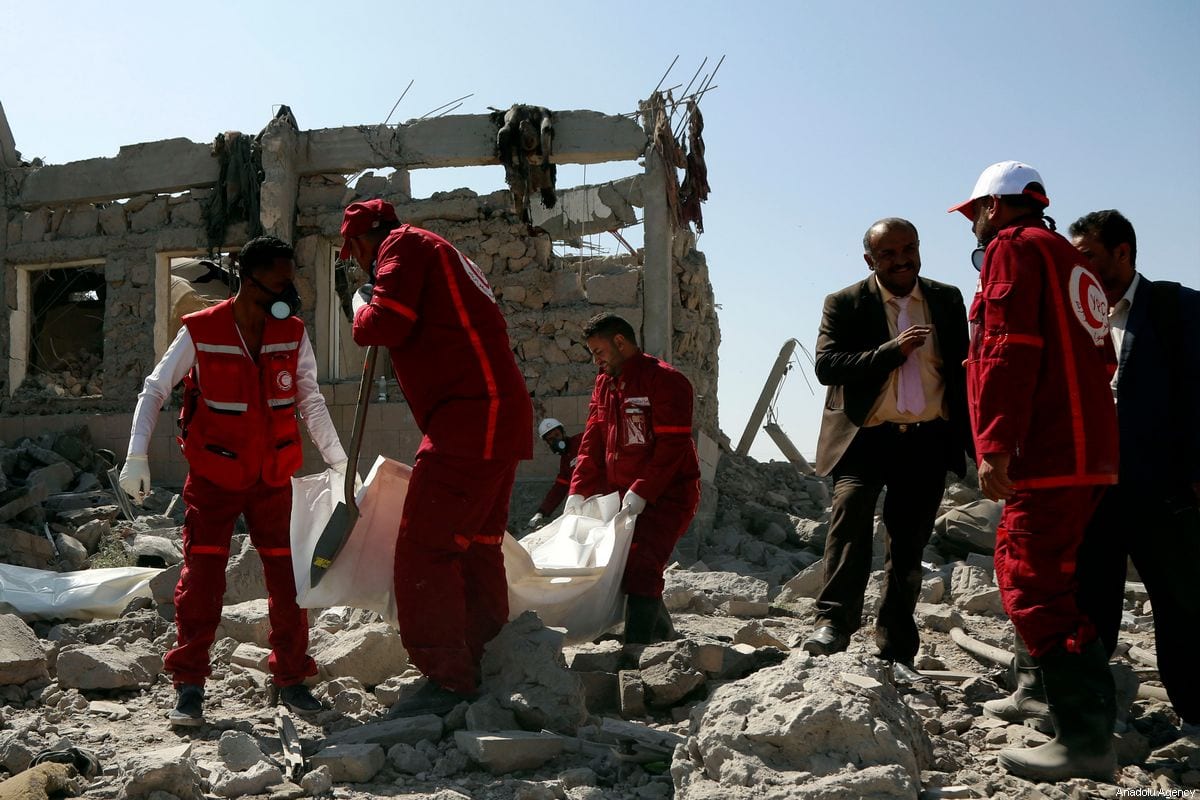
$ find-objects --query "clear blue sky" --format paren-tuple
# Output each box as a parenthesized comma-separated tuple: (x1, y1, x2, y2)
(4, 1, 1198, 461)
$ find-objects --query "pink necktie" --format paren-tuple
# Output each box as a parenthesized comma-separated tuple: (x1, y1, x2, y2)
(894, 296, 927, 415)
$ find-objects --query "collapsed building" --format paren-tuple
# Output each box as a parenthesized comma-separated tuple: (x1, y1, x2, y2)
(0, 97, 721, 529)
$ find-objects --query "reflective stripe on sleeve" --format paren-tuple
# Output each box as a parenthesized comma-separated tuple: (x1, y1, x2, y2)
(373, 295, 419, 322)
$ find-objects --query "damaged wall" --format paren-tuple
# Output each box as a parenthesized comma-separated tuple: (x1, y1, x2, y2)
(0, 103, 720, 495)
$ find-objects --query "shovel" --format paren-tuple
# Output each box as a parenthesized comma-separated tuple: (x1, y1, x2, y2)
(310, 345, 378, 587)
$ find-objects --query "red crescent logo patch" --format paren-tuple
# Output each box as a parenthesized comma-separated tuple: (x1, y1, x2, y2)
(1068, 264, 1109, 346)
(276, 370, 294, 391)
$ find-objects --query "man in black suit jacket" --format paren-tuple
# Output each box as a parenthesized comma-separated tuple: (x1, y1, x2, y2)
(802, 218, 972, 679)
(1069, 210, 1200, 725)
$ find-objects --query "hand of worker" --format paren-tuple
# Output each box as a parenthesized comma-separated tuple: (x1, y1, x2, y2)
(119, 455, 151, 504)
(978, 452, 1015, 502)
(331, 459, 364, 495)
(527, 512, 546, 531)
(621, 490, 647, 516)
(351, 283, 375, 315)
(563, 494, 584, 516)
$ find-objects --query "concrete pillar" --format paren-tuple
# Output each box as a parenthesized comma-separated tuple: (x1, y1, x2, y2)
(640, 106, 673, 362)
(259, 106, 301, 243)
(0, 100, 19, 169)
(0, 102, 12, 396)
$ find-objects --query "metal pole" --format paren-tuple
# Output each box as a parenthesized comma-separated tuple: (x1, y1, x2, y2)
(735, 339, 797, 456)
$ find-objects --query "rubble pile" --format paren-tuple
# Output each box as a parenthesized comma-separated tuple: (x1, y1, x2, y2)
(0, 432, 1198, 800)
(29, 350, 104, 399)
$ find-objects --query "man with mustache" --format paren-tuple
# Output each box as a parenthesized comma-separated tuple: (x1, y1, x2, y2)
(801, 218, 972, 687)
(119, 235, 349, 726)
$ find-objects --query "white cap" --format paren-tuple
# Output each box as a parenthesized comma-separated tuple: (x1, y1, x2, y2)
(948, 161, 1050, 218)
(538, 418, 564, 438)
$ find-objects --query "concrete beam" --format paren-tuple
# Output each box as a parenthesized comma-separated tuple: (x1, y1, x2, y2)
(299, 110, 646, 174)
(0, 100, 20, 169)
(640, 145, 673, 361)
(15, 138, 216, 209)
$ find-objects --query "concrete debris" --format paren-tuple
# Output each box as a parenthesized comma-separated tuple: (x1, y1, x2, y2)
(0, 422, 1194, 799)
(0, 615, 49, 685)
(481, 612, 588, 734)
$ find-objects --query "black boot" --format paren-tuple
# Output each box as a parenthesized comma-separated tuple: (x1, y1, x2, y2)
(983, 634, 1050, 731)
(623, 595, 660, 645)
(998, 639, 1117, 782)
(653, 597, 679, 641)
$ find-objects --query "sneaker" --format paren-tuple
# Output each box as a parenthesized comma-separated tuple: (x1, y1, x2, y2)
(276, 683, 323, 714)
(386, 680, 474, 719)
(168, 684, 205, 727)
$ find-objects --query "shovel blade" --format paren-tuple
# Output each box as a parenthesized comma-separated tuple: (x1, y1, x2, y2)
(309, 502, 356, 588)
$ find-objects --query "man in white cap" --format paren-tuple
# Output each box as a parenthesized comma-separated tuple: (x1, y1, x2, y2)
(526, 418, 583, 530)
(950, 161, 1119, 781)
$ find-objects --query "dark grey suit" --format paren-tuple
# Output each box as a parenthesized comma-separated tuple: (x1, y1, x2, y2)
(812, 274, 972, 662)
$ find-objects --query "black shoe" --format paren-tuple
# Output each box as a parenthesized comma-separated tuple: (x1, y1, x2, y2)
(276, 683, 323, 714)
(801, 625, 849, 656)
(888, 661, 927, 685)
(386, 680, 474, 719)
(168, 684, 205, 727)
(624, 595, 661, 645)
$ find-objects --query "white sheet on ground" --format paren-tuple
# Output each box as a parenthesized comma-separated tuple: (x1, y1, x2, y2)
(0, 563, 161, 621)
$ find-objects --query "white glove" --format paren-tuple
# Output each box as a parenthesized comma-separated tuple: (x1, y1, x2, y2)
(351, 283, 374, 315)
(527, 512, 546, 530)
(621, 490, 647, 516)
(119, 455, 151, 504)
(331, 459, 364, 494)
(563, 494, 584, 515)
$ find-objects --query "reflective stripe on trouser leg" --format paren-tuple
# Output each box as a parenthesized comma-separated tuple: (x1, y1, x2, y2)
(394, 449, 519, 695)
(164, 474, 240, 686)
(994, 486, 1103, 658)
(244, 480, 316, 686)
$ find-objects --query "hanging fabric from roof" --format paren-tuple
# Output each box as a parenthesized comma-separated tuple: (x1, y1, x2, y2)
(679, 100, 710, 233)
(203, 130, 264, 254)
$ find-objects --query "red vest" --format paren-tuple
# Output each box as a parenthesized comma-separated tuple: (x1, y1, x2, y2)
(178, 299, 304, 490)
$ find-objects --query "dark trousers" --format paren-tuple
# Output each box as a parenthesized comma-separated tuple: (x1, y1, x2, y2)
(623, 482, 701, 598)
(1076, 483, 1200, 724)
(815, 420, 948, 663)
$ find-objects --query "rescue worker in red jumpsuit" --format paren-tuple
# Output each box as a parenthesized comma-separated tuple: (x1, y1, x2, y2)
(950, 161, 1120, 781)
(342, 199, 532, 717)
(119, 236, 349, 726)
(567, 313, 701, 644)
(526, 418, 583, 530)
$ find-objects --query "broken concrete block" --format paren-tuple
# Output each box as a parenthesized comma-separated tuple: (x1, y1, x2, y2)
(672, 653, 931, 800)
(618, 670, 646, 718)
(480, 612, 587, 734)
(723, 600, 770, 618)
(70, 519, 109, 553)
(776, 561, 827, 604)
(230, 643, 270, 672)
(0, 526, 56, 569)
(119, 742, 203, 800)
(0, 484, 49, 523)
(733, 621, 789, 650)
(54, 532, 89, 570)
(565, 640, 623, 673)
(216, 599, 271, 647)
(0, 614, 50, 685)
(300, 764, 333, 796)
(222, 537, 267, 604)
(465, 694, 520, 732)
(55, 643, 162, 690)
(915, 603, 965, 633)
(308, 743, 385, 783)
(663, 570, 770, 612)
(314, 622, 408, 687)
(27, 462, 76, 494)
(0, 730, 35, 774)
(322, 714, 444, 749)
(386, 741, 434, 775)
(454, 730, 564, 774)
(207, 760, 283, 798)
(641, 654, 705, 709)
(127, 533, 183, 567)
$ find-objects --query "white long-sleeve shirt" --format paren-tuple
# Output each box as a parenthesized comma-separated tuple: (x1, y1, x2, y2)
(127, 325, 347, 466)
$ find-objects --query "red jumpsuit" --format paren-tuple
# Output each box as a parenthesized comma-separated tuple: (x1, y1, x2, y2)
(537, 433, 583, 515)
(353, 225, 532, 695)
(570, 352, 701, 598)
(165, 300, 316, 687)
(968, 223, 1118, 657)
